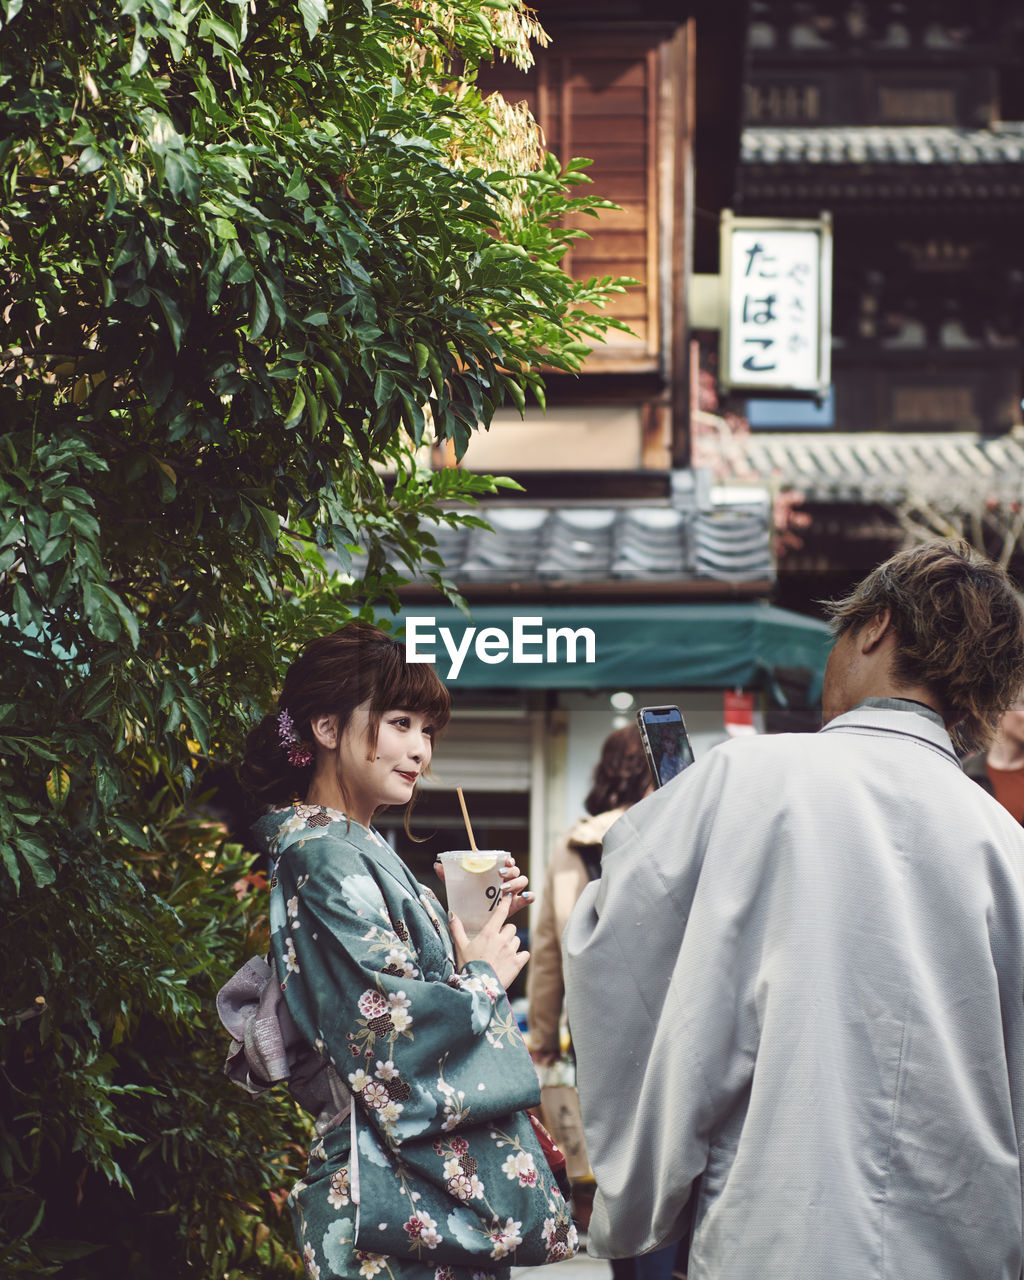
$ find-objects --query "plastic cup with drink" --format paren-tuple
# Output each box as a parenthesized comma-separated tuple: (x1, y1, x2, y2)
(439, 787, 514, 936)
(437, 849, 509, 936)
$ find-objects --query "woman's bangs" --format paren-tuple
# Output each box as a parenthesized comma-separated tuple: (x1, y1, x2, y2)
(377, 647, 452, 731)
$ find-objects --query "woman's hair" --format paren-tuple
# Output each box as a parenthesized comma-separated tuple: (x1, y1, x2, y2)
(584, 724, 651, 816)
(241, 621, 451, 808)
(823, 539, 1024, 752)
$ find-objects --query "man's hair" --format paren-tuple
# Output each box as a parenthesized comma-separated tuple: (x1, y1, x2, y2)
(823, 539, 1024, 752)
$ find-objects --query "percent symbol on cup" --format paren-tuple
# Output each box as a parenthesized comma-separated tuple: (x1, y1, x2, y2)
(485, 884, 501, 912)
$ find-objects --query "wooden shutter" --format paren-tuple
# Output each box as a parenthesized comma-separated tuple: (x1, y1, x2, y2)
(478, 28, 679, 373)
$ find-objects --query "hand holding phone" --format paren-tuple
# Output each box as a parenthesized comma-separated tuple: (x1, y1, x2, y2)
(637, 705, 694, 788)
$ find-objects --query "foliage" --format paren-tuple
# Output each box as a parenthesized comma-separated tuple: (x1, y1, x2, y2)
(3, 792, 305, 1277)
(0, 0, 628, 1270)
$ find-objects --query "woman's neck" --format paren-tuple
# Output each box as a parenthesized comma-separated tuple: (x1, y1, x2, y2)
(304, 776, 372, 827)
(988, 737, 1024, 772)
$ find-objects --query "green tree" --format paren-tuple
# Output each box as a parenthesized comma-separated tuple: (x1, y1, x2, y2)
(0, 0, 626, 1271)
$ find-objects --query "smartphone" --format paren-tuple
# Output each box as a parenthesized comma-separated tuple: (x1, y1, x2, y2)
(637, 705, 695, 788)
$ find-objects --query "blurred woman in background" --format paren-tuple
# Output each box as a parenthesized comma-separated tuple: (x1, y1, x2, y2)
(528, 725, 675, 1280)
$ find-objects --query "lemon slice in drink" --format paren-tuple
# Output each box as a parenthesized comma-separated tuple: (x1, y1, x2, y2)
(459, 852, 498, 873)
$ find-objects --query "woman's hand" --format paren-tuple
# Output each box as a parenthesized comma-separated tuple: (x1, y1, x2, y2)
(449, 890, 529, 990)
(496, 853, 532, 917)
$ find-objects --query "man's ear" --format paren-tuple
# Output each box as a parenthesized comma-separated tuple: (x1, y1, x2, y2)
(310, 713, 339, 750)
(859, 608, 893, 653)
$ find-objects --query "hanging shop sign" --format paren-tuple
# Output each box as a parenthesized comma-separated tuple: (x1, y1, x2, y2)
(719, 210, 832, 396)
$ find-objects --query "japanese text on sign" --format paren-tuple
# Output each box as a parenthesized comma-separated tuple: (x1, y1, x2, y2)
(727, 226, 826, 392)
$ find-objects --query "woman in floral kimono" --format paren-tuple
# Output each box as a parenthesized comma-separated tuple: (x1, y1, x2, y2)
(241, 621, 577, 1280)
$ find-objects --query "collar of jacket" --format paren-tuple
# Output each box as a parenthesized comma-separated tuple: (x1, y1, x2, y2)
(566, 806, 628, 852)
(819, 701, 959, 767)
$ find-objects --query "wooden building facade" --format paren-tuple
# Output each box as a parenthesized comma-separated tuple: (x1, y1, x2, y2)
(463, 0, 744, 489)
(718, 1, 1024, 607)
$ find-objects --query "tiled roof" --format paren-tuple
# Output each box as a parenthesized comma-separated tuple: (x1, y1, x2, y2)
(413, 498, 775, 586)
(741, 124, 1024, 167)
(708, 429, 1024, 505)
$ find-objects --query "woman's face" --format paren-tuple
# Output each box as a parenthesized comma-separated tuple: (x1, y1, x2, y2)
(335, 699, 436, 820)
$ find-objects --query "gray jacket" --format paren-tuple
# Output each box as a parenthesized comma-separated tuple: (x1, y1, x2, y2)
(565, 704, 1024, 1279)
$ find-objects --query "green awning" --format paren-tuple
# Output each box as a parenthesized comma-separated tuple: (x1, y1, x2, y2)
(392, 602, 832, 698)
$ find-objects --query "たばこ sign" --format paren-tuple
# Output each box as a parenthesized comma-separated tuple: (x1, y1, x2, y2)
(721, 211, 832, 395)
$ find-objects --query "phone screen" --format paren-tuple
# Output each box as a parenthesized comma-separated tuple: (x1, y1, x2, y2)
(637, 705, 695, 788)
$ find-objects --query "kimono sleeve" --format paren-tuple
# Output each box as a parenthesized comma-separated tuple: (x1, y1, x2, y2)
(271, 833, 540, 1152)
(563, 743, 766, 1258)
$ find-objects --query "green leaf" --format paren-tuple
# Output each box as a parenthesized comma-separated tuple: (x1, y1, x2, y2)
(297, 0, 327, 38)
(283, 382, 306, 427)
(39, 535, 70, 565)
(373, 369, 395, 404)
(248, 283, 270, 341)
(152, 289, 184, 351)
(285, 167, 310, 200)
(250, 504, 280, 549)
(13, 581, 40, 628)
(318, 363, 341, 407)
(98, 584, 141, 648)
(90, 607, 120, 643)
(15, 833, 55, 888)
(163, 150, 197, 201)
(46, 766, 71, 810)
(0, 842, 20, 892)
(200, 13, 239, 50)
(129, 24, 148, 74)
(504, 376, 526, 416)
(77, 146, 105, 175)
(38, 1239, 106, 1262)
(110, 815, 151, 848)
(0, 518, 24, 549)
(180, 695, 211, 754)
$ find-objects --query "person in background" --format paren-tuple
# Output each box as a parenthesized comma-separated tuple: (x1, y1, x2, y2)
(565, 541, 1024, 1280)
(529, 725, 672, 1280)
(964, 690, 1024, 822)
(528, 724, 652, 1065)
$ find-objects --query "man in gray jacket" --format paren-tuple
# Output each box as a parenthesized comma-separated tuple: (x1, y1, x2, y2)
(564, 540, 1024, 1280)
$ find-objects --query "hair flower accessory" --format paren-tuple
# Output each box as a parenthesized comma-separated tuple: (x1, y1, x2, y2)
(277, 709, 314, 768)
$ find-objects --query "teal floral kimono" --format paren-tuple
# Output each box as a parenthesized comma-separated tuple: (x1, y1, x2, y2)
(254, 803, 578, 1280)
